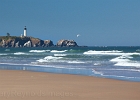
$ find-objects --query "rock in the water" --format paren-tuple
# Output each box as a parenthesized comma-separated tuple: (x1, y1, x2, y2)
(30, 37, 44, 47)
(57, 40, 78, 47)
(44, 40, 54, 47)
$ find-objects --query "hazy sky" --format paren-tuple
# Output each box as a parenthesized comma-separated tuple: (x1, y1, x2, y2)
(0, 0, 140, 46)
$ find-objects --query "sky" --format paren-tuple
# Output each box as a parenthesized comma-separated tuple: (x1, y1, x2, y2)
(0, 0, 140, 46)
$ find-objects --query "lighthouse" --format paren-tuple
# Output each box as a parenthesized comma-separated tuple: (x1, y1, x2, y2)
(24, 26, 27, 36)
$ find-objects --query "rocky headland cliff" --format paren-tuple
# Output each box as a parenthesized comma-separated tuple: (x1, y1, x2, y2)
(0, 36, 78, 48)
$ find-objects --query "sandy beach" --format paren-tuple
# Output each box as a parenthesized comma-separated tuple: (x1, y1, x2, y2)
(0, 70, 140, 100)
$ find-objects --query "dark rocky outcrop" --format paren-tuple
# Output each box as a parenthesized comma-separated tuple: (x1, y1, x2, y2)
(44, 40, 54, 47)
(0, 36, 54, 48)
(30, 37, 44, 47)
(0, 36, 79, 48)
(57, 39, 78, 47)
(23, 41, 32, 47)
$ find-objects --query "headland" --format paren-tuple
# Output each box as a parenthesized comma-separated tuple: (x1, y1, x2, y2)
(0, 36, 78, 48)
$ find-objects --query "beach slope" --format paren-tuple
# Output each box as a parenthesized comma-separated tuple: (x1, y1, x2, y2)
(0, 70, 140, 100)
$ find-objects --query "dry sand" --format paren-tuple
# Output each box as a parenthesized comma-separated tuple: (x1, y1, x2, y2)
(0, 70, 140, 100)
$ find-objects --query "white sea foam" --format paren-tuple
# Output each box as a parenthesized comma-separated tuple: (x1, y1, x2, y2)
(14, 52, 27, 55)
(94, 63, 101, 66)
(51, 50, 67, 53)
(54, 54, 67, 57)
(84, 50, 140, 56)
(5, 49, 10, 51)
(92, 69, 103, 75)
(67, 61, 86, 64)
(136, 49, 140, 52)
(114, 61, 140, 68)
(29, 50, 50, 53)
(110, 53, 140, 68)
(0, 62, 31, 66)
(110, 56, 130, 62)
(0, 54, 7, 55)
(102, 74, 140, 79)
(44, 56, 63, 60)
(83, 50, 123, 55)
(106, 68, 140, 72)
(36, 59, 48, 63)
(37, 56, 63, 63)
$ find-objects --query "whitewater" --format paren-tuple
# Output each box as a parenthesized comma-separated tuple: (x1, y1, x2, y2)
(0, 46, 140, 82)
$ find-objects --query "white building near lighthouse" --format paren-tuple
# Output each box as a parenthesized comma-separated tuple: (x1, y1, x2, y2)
(24, 26, 27, 36)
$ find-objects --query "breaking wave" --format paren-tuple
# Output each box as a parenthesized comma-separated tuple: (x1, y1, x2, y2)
(51, 50, 67, 53)
(29, 50, 50, 53)
(92, 69, 103, 75)
(67, 61, 86, 64)
(110, 53, 140, 68)
(0, 54, 7, 55)
(36, 56, 63, 63)
(54, 54, 67, 57)
(14, 52, 28, 55)
(83, 50, 123, 55)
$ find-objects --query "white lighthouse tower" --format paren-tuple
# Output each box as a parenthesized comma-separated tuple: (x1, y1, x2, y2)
(24, 26, 27, 36)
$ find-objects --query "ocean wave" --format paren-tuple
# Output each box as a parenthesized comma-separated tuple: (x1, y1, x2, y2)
(54, 54, 67, 57)
(37, 56, 63, 63)
(84, 50, 140, 56)
(92, 69, 103, 75)
(83, 50, 123, 55)
(44, 56, 63, 60)
(114, 61, 140, 68)
(92, 68, 140, 80)
(0, 62, 31, 66)
(29, 50, 50, 53)
(14, 52, 28, 55)
(102, 74, 140, 80)
(105, 68, 140, 72)
(110, 54, 140, 68)
(50, 50, 67, 53)
(136, 49, 140, 52)
(0, 54, 8, 55)
(67, 61, 86, 64)
(5, 49, 10, 51)
(93, 63, 101, 66)
(110, 56, 131, 62)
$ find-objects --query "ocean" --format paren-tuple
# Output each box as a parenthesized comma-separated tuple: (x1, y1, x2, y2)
(0, 46, 140, 82)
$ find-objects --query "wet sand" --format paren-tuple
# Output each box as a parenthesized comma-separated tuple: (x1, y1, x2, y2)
(0, 70, 140, 100)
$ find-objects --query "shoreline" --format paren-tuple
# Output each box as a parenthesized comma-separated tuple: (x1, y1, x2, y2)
(0, 65, 139, 82)
(0, 70, 140, 100)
